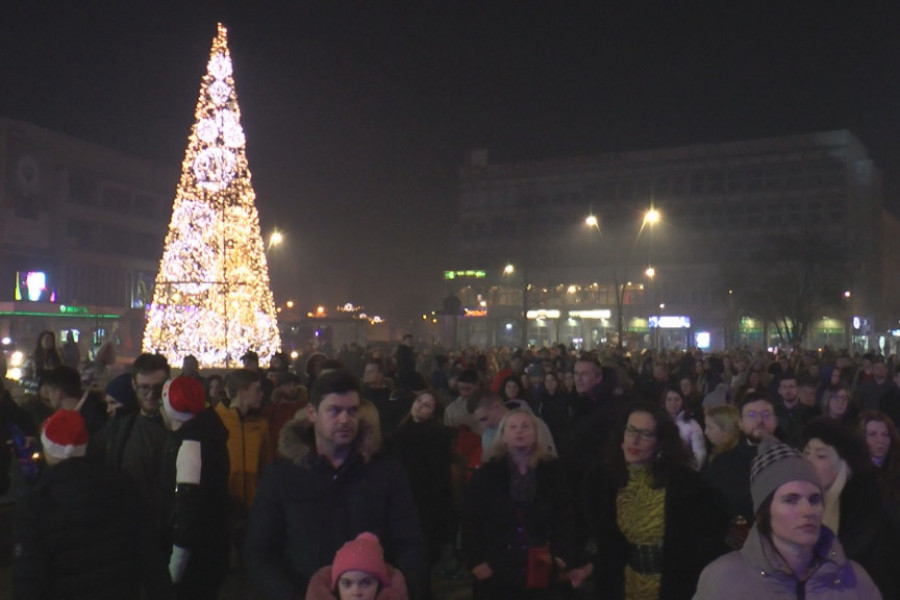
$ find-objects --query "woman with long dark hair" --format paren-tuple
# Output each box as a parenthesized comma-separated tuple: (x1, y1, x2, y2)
(571, 402, 728, 599)
(21, 330, 63, 396)
(536, 372, 568, 445)
(389, 390, 452, 596)
(661, 387, 706, 470)
(858, 410, 900, 528)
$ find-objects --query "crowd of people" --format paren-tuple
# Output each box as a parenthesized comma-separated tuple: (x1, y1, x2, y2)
(2, 334, 900, 599)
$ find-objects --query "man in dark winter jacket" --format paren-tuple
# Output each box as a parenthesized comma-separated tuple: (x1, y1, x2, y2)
(244, 370, 428, 600)
(101, 352, 172, 599)
(13, 409, 141, 599)
(159, 375, 230, 600)
(559, 355, 623, 497)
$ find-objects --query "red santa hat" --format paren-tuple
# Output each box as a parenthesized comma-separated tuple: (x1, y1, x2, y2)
(41, 409, 89, 460)
(162, 376, 206, 422)
(331, 532, 390, 589)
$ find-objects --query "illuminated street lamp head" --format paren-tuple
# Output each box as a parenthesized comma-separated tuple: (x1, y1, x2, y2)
(269, 230, 284, 248)
(585, 215, 599, 228)
(645, 266, 656, 279)
(644, 209, 660, 226)
(504, 264, 515, 275)
(843, 290, 851, 298)
(285, 300, 294, 309)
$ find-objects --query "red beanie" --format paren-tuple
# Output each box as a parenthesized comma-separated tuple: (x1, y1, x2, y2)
(41, 409, 88, 460)
(331, 532, 390, 589)
(162, 376, 205, 422)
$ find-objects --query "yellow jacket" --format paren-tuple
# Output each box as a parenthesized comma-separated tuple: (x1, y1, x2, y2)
(214, 402, 272, 511)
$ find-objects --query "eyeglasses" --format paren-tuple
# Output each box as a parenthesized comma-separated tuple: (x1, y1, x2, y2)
(743, 410, 773, 421)
(624, 424, 656, 441)
(135, 383, 163, 397)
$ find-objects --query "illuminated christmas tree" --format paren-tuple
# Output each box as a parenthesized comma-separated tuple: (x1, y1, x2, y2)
(143, 23, 281, 368)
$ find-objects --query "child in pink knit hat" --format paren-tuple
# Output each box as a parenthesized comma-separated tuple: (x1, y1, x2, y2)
(306, 532, 408, 600)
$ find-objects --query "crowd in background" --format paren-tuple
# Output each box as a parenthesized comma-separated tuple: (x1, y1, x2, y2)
(2, 333, 900, 599)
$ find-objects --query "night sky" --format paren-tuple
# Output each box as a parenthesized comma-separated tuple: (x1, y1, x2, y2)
(3, 2, 900, 324)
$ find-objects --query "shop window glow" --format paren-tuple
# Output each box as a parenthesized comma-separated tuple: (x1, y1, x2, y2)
(142, 23, 281, 368)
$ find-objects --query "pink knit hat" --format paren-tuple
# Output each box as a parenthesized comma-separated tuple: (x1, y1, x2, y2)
(331, 532, 390, 589)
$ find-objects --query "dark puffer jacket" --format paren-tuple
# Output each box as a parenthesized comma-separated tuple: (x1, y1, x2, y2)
(244, 415, 428, 600)
(13, 457, 141, 599)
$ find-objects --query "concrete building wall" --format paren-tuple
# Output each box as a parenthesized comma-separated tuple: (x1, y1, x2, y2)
(453, 130, 892, 350)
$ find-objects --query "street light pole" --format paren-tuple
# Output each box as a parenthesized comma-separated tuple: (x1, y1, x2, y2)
(844, 290, 852, 351)
(586, 208, 661, 351)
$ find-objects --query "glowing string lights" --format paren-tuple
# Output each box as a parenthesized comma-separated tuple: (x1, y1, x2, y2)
(143, 22, 281, 368)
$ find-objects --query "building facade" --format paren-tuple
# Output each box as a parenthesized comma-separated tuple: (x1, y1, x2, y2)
(0, 118, 174, 359)
(450, 130, 900, 352)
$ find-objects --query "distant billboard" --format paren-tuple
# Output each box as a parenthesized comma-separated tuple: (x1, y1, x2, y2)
(14, 270, 54, 302)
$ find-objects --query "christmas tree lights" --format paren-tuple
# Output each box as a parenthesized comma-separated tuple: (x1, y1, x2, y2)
(143, 23, 281, 368)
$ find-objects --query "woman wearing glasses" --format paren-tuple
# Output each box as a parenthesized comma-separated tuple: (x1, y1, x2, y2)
(570, 402, 729, 599)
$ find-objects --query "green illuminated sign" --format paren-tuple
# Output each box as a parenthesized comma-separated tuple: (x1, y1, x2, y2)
(443, 270, 486, 280)
(59, 305, 89, 315)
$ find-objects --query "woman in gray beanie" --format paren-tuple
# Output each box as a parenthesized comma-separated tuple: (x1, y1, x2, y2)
(693, 436, 881, 599)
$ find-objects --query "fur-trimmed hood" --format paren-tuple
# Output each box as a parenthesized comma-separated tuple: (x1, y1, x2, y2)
(277, 403, 382, 466)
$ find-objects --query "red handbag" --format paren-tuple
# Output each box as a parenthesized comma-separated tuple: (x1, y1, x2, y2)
(525, 546, 552, 589)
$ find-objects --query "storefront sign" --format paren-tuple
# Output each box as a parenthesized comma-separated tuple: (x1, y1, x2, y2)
(649, 315, 691, 329)
(526, 309, 560, 319)
(568, 309, 612, 319)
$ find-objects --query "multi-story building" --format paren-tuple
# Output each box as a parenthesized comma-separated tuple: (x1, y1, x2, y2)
(0, 117, 174, 359)
(450, 131, 900, 352)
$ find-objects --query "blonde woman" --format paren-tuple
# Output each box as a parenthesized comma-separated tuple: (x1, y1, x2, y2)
(703, 404, 740, 463)
(461, 409, 574, 599)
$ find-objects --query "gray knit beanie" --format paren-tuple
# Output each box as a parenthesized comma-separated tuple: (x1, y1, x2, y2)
(750, 436, 823, 513)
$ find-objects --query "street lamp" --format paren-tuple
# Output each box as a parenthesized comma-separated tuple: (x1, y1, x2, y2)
(584, 207, 661, 349)
(504, 263, 515, 275)
(268, 230, 284, 250)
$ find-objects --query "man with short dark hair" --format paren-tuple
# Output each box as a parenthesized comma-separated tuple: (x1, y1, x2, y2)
(102, 353, 171, 599)
(773, 374, 814, 446)
(704, 392, 779, 525)
(559, 355, 621, 497)
(245, 371, 428, 599)
(444, 368, 480, 428)
(362, 358, 408, 438)
(217, 369, 271, 510)
(241, 350, 274, 406)
(41, 366, 83, 411)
